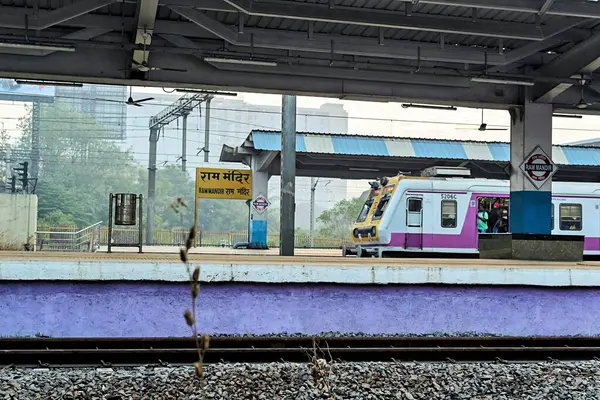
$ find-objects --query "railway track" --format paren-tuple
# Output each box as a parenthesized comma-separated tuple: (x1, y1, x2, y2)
(2, 337, 600, 368)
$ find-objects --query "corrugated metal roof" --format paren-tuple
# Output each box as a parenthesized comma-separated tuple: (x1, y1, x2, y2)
(248, 130, 600, 166)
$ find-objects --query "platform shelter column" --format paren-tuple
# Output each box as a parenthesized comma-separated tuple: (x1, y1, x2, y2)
(480, 102, 583, 261)
(509, 102, 553, 235)
(248, 158, 269, 249)
(280, 95, 297, 256)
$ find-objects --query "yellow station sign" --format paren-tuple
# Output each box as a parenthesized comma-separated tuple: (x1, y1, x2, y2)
(195, 168, 252, 200)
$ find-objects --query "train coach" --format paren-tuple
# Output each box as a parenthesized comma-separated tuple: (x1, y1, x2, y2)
(348, 166, 595, 258)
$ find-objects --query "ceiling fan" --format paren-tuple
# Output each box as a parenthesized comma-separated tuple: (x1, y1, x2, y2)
(573, 83, 599, 109)
(95, 86, 154, 107)
(125, 86, 154, 107)
(458, 109, 507, 131)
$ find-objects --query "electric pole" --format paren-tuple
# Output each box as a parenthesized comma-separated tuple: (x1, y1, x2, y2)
(310, 178, 318, 248)
(204, 95, 212, 162)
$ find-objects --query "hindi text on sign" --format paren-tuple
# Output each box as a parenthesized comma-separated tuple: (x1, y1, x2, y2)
(195, 168, 252, 200)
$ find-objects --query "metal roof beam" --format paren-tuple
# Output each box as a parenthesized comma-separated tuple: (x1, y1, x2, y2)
(220, 0, 548, 40)
(0, 48, 521, 108)
(208, 61, 471, 87)
(132, 0, 160, 71)
(486, 18, 589, 73)
(36, 0, 118, 30)
(396, 0, 600, 18)
(0, 6, 220, 38)
(539, 0, 555, 16)
(0, 27, 110, 55)
(168, 7, 507, 65)
(155, 0, 236, 11)
(534, 30, 600, 102)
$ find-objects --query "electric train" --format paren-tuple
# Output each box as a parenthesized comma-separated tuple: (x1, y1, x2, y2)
(348, 166, 595, 258)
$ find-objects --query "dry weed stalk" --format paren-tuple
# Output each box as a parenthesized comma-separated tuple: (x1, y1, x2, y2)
(173, 198, 210, 395)
(307, 339, 337, 400)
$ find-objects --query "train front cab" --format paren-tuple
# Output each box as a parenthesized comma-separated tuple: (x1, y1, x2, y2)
(350, 176, 402, 257)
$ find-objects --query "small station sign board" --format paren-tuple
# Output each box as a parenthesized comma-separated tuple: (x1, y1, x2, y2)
(252, 193, 270, 214)
(519, 145, 558, 189)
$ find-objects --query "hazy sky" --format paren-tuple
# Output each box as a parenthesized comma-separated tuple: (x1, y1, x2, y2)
(2, 86, 600, 144)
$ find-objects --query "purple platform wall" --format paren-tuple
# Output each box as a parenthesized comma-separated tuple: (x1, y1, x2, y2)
(1, 282, 599, 337)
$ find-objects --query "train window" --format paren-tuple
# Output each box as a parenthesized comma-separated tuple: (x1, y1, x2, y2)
(406, 198, 423, 227)
(372, 195, 391, 220)
(441, 200, 457, 228)
(559, 203, 582, 231)
(356, 198, 374, 223)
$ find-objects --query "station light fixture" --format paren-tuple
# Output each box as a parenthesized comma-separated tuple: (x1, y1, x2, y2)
(471, 77, 535, 86)
(0, 42, 75, 52)
(349, 167, 380, 172)
(401, 103, 457, 111)
(15, 79, 83, 87)
(203, 57, 278, 67)
(175, 89, 238, 96)
(553, 113, 583, 119)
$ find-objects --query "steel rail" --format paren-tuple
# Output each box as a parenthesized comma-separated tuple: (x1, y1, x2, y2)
(2, 337, 600, 368)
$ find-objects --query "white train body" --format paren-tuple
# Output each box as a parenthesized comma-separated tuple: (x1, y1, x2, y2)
(351, 171, 599, 257)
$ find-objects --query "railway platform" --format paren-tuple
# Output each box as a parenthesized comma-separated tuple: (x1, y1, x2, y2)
(1, 249, 600, 338)
(0, 249, 599, 286)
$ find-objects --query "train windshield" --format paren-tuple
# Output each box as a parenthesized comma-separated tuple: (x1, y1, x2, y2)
(372, 184, 396, 220)
(356, 188, 380, 223)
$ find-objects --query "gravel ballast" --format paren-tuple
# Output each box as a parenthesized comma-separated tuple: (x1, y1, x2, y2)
(2, 361, 600, 399)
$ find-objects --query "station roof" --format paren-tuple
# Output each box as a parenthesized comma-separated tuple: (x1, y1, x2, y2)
(1, 0, 600, 111)
(220, 130, 600, 182)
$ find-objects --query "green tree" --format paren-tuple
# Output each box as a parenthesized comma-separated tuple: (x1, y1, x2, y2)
(38, 210, 77, 227)
(17, 102, 257, 232)
(18, 103, 140, 226)
(266, 207, 280, 233)
(136, 165, 195, 229)
(0, 123, 9, 178)
(135, 165, 249, 231)
(198, 199, 249, 232)
(317, 196, 364, 238)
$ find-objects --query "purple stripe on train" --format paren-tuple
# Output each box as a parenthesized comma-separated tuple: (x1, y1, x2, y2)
(379, 192, 598, 252)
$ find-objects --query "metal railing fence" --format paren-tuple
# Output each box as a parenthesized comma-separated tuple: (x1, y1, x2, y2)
(36, 222, 102, 252)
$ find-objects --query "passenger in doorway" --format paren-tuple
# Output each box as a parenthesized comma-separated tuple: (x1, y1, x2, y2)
(477, 204, 489, 233)
(489, 202, 503, 233)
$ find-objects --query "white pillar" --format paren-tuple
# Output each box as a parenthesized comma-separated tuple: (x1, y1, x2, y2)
(248, 158, 269, 249)
(509, 102, 553, 235)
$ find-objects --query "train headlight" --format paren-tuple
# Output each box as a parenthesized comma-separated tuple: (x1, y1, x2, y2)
(370, 226, 376, 236)
(353, 228, 359, 238)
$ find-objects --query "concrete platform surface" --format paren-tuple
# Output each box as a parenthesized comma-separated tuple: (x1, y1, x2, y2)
(1, 250, 600, 286)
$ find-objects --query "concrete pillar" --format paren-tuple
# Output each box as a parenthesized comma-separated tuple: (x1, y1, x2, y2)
(509, 102, 553, 235)
(280, 95, 296, 256)
(248, 159, 269, 249)
(146, 127, 159, 245)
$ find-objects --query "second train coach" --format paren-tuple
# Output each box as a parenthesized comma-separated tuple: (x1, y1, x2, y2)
(350, 166, 594, 257)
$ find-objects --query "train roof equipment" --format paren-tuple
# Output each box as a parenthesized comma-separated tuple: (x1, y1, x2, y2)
(421, 166, 472, 178)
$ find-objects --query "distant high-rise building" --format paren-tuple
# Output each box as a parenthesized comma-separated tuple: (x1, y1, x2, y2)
(55, 84, 127, 140)
(124, 91, 350, 229)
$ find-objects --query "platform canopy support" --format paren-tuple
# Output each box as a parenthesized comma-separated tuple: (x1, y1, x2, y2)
(280, 95, 297, 256)
(480, 101, 584, 261)
(509, 102, 553, 235)
(248, 156, 270, 249)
